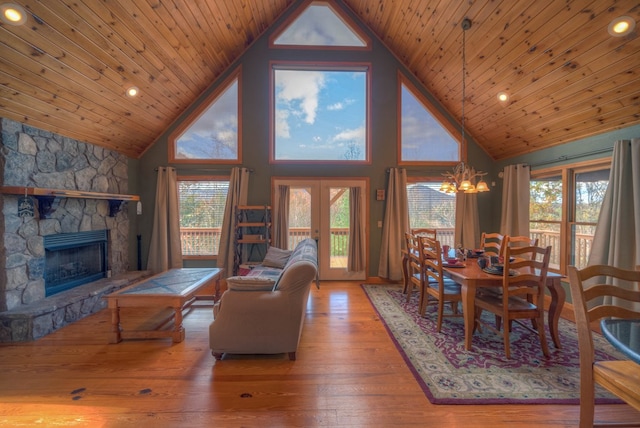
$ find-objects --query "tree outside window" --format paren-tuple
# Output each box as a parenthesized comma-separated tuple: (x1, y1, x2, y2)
(530, 161, 610, 272)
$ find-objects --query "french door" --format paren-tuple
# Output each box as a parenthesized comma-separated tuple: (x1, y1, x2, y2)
(273, 178, 367, 281)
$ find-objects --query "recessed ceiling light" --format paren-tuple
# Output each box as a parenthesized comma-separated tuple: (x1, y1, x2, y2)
(125, 86, 139, 97)
(608, 16, 636, 37)
(1, 3, 27, 26)
(497, 91, 509, 103)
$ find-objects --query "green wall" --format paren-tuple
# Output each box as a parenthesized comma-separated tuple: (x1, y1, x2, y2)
(131, 1, 638, 278)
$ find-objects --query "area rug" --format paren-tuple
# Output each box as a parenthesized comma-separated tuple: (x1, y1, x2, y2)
(362, 283, 625, 405)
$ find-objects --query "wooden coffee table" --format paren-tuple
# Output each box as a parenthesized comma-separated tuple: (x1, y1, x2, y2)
(105, 268, 222, 343)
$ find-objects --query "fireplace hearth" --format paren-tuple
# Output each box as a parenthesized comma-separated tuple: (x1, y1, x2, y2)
(44, 230, 108, 297)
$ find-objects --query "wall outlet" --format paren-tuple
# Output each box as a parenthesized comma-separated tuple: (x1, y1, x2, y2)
(377, 221, 382, 228)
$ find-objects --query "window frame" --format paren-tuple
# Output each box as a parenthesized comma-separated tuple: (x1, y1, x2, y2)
(177, 175, 230, 260)
(530, 158, 611, 274)
(269, 61, 372, 164)
(397, 72, 463, 166)
(168, 67, 242, 164)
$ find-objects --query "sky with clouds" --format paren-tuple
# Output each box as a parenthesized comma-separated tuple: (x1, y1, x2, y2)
(274, 69, 366, 160)
(274, 4, 366, 47)
(401, 84, 459, 162)
(175, 81, 238, 159)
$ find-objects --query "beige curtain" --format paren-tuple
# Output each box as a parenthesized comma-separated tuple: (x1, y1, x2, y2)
(455, 192, 480, 250)
(147, 167, 182, 274)
(348, 186, 365, 272)
(588, 138, 640, 310)
(378, 168, 408, 280)
(500, 164, 531, 236)
(272, 185, 290, 249)
(217, 167, 250, 278)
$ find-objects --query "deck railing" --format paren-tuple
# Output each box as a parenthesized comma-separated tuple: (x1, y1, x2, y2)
(179, 227, 349, 258)
(180, 227, 222, 256)
(288, 227, 349, 257)
(180, 227, 594, 269)
(415, 228, 593, 268)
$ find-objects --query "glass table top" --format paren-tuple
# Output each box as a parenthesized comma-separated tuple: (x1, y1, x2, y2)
(119, 268, 221, 296)
(600, 318, 640, 365)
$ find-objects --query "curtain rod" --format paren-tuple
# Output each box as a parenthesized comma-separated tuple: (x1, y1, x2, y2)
(154, 167, 254, 173)
(526, 147, 613, 168)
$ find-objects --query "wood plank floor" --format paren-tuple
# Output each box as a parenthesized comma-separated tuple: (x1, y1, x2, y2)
(1, 280, 638, 427)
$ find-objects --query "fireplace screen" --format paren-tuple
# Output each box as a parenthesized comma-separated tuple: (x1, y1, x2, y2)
(44, 230, 108, 297)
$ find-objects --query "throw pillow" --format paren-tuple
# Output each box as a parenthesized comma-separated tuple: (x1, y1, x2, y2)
(226, 276, 275, 291)
(261, 246, 292, 269)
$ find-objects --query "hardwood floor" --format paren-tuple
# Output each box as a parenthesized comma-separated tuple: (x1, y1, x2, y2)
(1, 280, 638, 427)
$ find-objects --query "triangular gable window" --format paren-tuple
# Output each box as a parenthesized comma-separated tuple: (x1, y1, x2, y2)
(399, 74, 461, 164)
(169, 69, 241, 163)
(271, 0, 370, 48)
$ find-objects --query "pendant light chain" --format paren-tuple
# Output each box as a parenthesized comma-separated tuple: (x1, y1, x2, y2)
(461, 18, 471, 146)
(462, 23, 466, 145)
(439, 18, 489, 195)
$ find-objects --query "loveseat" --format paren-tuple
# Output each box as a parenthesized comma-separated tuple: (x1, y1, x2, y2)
(209, 238, 318, 360)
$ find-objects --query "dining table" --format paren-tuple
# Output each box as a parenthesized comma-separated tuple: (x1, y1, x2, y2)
(600, 318, 640, 365)
(442, 261, 565, 351)
(597, 318, 640, 414)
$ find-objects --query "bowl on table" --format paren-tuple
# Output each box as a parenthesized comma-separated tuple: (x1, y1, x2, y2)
(446, 257, 459, 265)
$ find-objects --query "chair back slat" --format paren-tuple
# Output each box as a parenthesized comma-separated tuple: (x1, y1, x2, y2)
(480, 232, 504, 256)
(411, 228, 437, 239)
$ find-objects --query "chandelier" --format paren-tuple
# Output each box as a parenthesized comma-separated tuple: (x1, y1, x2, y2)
(439, 18, 489, 195)
(440, 161, 489, 193)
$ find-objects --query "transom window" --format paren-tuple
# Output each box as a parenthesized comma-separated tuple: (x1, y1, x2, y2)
(270, 0, 370, 48)
(271, 63, 369, 163)
(177, 177, 229, 258)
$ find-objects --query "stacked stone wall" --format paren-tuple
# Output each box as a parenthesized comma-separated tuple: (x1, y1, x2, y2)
(0, 118, 131, 313)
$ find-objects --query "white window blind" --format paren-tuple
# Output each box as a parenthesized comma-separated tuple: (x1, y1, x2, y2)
(178, 180, 229, 256)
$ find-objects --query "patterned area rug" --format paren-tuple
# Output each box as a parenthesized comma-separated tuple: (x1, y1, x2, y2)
(362, 284, 624, 405)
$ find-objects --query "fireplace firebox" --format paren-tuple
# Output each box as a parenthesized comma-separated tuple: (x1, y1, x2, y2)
(44, 230, 109, 297)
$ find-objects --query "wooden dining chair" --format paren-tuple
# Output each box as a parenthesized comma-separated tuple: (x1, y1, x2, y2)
(474, 243, 551, 359)
(405, 230, 438, 301)
(486, 235, 543, 330)
(567, 264, 640, 428)
(405, 232, 423, 303)
(417, 236, 462, 332)
(480, 232, 504, 257)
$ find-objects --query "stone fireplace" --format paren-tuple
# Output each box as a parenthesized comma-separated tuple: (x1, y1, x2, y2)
(0, 118, 147, 342)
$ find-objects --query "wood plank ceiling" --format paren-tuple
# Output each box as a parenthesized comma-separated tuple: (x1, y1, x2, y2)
(1, 0, 639, 160)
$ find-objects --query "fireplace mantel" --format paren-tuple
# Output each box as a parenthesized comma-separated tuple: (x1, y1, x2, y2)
(0, 186, 140, 218)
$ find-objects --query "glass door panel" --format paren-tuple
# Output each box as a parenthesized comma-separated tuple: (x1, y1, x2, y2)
(328, 187, 349, 269)
(273, 178, 366, 281)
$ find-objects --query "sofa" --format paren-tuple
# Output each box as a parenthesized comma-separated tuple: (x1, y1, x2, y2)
(209, 238, 318, 360)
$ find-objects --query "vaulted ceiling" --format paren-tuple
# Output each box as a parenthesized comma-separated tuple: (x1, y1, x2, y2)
(1, 0, 639, 160)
